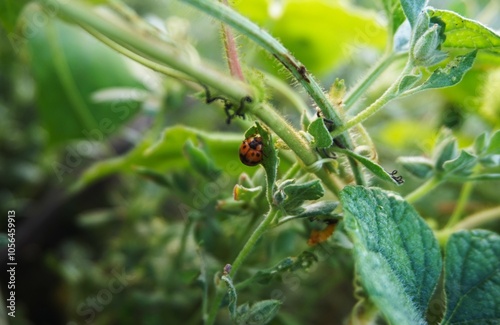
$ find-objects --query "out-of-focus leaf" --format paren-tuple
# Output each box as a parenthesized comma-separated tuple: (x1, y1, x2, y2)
(428, 9, 500, 54)
(342, 186, 441, 325)
(0, 0, 28, 33)
(442, 150, 477, 177)
(236, 300, 282, 325)
(486, 130, 500, 155)
(74, 126, 246, 190)
(236, 0, 385, 74)
(441, 230, 500, 325)
(433, 136, 458, 171)
(26, 15, 144, 146)
(184, 139, 221, 181)
(400, 0, 428, 28)
(221, 274, 237, 318)
(394, 19, 411, 52)
(397, 156, 434, 179)
(379, 0, 405, 35)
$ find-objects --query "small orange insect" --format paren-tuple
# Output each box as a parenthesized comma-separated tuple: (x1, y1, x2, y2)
(239, 135, 263, 166)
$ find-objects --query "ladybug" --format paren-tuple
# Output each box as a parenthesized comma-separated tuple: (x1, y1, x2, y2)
(239, 135, 264, 166)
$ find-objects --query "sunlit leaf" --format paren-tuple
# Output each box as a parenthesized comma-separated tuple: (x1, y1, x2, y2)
(428, 9, 500, 54)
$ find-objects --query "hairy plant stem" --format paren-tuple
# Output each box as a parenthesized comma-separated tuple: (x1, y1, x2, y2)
(205, 207, 279, 325)
(344, 52, 404, 110)
(180, 0, 365, 185)
(220, 0, 245, 81)
(39, 0, 252, 101)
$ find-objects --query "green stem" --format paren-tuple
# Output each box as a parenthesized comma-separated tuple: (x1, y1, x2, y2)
(40, 0, 252, 101)
(282, 162, 302, 180)
(444, 181, 474, 229)
(220, 0, 245, 81)
(405, 176, 442, 204)
(344, 52, 403, 110)
(331, 62, 413, 138)
(250, 103, 340, 196)
(452, 205, 500, 231)
(82, 25, 198, 86)
(436, 205, 500, 245)
(44, 0, 341, 195)
(263, 72, 310, 116)
(205, 207, 279, 325)
(180, 0, 365, 185)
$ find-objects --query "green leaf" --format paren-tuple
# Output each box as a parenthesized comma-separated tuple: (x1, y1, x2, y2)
(486, 130, 500, 155)
(400, 0, 428, 28)
(255, 123, 279, 205)
(433, 134, 459, 171)
(183, 139, 221, 181)
(341, 186, 441, 325)
(441, 230, 500, 325)
(397, 73, 422, 94)
(442, 150, 477, 178)
(411, 50, 477, 93)
(74, 126, 246, 190)
(411, 22, 448, 67)
(337, 149, 402, 185)
(26, 15, 144, 145)
(308, 118, 333, 148)
(394, 20, 411, 52)
(233, 184, 263, 202)
(473, 132, 489, 155)
(379, 0, 405, 35)
(247, 257, 296, 285)
(221, 274, 238, 319)
(428, 9, 500, 54)
(278, 180, 324, 214)
(236, 300, 282, 325)
(479, 131, 500, 167)
(292, 201, 339, 219)
(134, 166, 175, 188)
(0, 0, 29, 33)
(397, 156, 434, 179)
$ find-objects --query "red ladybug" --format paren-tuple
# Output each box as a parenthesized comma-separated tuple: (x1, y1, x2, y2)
(239, 135, 263, 166)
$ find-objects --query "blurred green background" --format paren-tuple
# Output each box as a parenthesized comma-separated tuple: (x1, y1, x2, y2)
(1, 0, 499, 324)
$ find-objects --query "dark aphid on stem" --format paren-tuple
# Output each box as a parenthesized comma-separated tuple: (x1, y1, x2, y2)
(201, 84, 252, 124)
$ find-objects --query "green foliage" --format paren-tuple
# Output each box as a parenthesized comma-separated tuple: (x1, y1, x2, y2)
(236, 0, 386, 74)
(0, 0, 28, 32)
(342, 186, 441, 325)
(398, 130, 500, 182)
(412, 50, 477, 92)
(428, 9, 500, 54)
(2, 0, 499, 324)
(441, 230, 500, 324)
(400, 0, 428, 27)
(26, 15, 144, 145)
